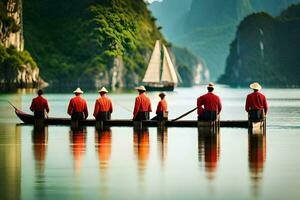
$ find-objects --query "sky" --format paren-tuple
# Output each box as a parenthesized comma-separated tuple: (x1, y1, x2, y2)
(146, 0, 162, 3)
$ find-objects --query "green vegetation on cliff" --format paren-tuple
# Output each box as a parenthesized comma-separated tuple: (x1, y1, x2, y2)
(23, 0, 164, 88)
(219, 5, 300, 87)
(0, 44, 38, 86)
(0, 0, 39, 88)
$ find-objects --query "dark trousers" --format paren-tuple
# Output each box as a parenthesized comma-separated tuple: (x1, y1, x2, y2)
(134, 112, 149, 121)
(152, 111, 168, 121)
(198, 111, 217, 121)
(34, 111, 45, 119)
(96, 112, 111, 121)
(248, 110, 265, 120)
(71, 112, 84, 120)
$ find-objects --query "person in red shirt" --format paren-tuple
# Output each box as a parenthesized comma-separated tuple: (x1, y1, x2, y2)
(93, 87, 113, 121)
(245, 82, 268, 120)
(197, 83, 222, 121)
(30, 89, 50, 119)
(67, 88, 88, 120)
(155, 92, 168, 121)
(133, 86, 152, 121)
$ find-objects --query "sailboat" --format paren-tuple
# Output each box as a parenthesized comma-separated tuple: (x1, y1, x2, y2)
(142, 40, 179, 91)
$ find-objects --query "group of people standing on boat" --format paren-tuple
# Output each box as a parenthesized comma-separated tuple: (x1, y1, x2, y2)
(30, 82, 268, 122)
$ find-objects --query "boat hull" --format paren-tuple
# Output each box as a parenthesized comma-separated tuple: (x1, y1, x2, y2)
(144, 84, 175, 91)
(14, 108, 248, 128)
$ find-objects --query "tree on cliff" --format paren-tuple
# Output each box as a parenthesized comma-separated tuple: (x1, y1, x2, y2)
(23, 0, 164, 88)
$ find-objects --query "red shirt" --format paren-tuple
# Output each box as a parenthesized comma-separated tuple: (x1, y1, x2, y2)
(197, 92, 222, 115)
(93, 95, 113, 118)
(67, 96, 88, 118)
(133, 93, 152, 118)
(245, 91, 268, 114)
(156, 99, 168, 114)
(30, 95, 50, 113)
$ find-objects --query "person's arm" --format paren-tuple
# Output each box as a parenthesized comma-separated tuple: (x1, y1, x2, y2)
(84, 101, 88, 119)
(156, 101, 161, 114)
(45, 99, 50, 113)
(197, 97, 203, 115)
(245, 96, 250, 112)
(263, 96, 268, 114)
(218, 96, 222, 114)
(133, 97, 140, 119)
(67, 99, 73, 116)
(93, 100, 99, 118)
(109, 100, 113, 113)
(30, 99, 35, 112)
(148, 98, 152, 112)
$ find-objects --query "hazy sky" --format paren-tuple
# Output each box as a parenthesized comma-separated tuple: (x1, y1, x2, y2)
(146, 0, 162, 3)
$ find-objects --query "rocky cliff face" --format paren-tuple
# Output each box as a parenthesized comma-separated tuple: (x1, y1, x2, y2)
(1, 0, 45, 89)
(4, 0, 23, 50)
(219, 5, 300, 87)
(16, 63, 47, 88)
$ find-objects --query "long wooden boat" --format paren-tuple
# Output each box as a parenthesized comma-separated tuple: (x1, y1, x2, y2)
(14, 108, 248, 128)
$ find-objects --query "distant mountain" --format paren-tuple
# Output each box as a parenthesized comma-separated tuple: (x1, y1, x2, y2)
(251, 0, 300, 15)
(185, 0, 253, 28)
(149, 0, 300, 81)
(219, 5, 300, 87)
(149, 0, 192, 38)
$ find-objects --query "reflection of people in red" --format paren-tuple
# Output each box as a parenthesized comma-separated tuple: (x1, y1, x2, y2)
(133, 128, 150, 177)
(70, 128, 87, 175)
(95, 128, 112, 172)
(198, 129, 220, 180)
(249, 133, 266, 182)
(157, 127, 168, 164)
(32, 126, 48, 173)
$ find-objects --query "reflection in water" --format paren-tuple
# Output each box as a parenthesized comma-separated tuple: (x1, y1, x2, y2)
(133, 127, 150, 183)
(95, 127, 112, 172)
(70, 127, 87, 175)
(32, 126, 48, 173)
(157, 126, 168, 166)
(32, 126, 48, 198)
(0, 125, 21, 200)
(248, 132, 266, 195)
(95, 127, 112, 195)
(198, 128, 220, 180)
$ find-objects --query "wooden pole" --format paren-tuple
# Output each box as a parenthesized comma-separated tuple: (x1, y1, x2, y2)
(171, 107, 197, 122)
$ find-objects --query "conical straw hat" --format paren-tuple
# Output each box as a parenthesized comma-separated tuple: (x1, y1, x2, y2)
(98, 87, 108, 93)
(207, 82, 215, 88)
(250, 82, 262, 90)
(73, 87, 84, 94)
(135, 86, 146, 91)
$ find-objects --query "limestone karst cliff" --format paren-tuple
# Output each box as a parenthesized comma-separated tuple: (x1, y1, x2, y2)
(0, 0, 45, 89)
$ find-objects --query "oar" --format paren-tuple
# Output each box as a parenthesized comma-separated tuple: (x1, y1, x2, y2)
(171, 107, 197, 122)
(7, 101, 18, 110)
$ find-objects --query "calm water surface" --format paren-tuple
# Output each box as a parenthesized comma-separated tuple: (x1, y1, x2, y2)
(0, 86, 300, 200)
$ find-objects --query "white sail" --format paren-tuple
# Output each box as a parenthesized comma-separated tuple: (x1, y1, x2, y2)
(142, 40, 161, 83)
(161, 45, 178, 84)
